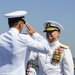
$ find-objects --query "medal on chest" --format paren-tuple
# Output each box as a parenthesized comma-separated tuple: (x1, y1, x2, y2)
(51, 47, 62, 66)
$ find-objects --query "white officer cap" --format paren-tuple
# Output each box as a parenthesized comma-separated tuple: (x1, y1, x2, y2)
(5, 10, 27, 18)
(43, 20, 64, 32)
(5, 10, 27, 24)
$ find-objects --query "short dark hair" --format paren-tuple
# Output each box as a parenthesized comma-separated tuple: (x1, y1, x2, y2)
(8, 16, 25, 27)
(27, 61, 32, 65)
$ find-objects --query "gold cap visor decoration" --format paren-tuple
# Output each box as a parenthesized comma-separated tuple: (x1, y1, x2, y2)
(44, 27, 60, 32)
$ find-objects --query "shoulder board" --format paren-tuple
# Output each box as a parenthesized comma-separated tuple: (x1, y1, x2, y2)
(60, 44, 69, 49)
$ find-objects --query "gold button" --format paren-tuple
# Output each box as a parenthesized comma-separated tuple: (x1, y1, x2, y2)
(48, 54, 50, 56)
(45, 61, 48, 64)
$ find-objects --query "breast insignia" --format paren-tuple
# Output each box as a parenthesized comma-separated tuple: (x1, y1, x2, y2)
(60, 44, 69, 49)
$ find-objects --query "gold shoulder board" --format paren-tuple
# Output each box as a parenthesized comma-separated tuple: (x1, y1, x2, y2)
(60, 44, 69, 49)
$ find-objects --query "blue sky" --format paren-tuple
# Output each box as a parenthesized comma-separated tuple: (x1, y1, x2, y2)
(0, 0, 75, 57)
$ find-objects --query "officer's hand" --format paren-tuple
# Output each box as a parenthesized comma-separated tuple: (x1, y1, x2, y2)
(25, 22, 36, 35)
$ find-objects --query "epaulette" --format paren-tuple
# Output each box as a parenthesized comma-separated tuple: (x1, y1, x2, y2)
(59, 44, 69, 49)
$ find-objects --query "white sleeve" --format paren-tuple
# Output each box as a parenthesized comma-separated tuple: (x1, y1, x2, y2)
(33, 68, 37, 75)
(63, 48, 74, 75)
(32, 32, 49, 46)
(26, 32, 50, 54)
(30, 68, 37, 75)
(29, 51, 38, 60)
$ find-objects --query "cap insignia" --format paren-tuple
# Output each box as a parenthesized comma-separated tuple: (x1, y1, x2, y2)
(46, 23, 51, 28)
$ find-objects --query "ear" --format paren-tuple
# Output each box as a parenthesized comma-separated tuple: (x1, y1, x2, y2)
(58, 31, 60, 37)
(58, 31, 60, 35)
(18, 21, 22, 29)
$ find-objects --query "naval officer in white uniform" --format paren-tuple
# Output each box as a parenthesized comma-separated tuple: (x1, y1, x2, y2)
(0, 11, 51, 75)
(29, 20, 74, 75)
(26, 61, 37, 75)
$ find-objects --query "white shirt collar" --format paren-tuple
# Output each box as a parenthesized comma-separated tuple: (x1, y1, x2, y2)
(50, 40, 60, 47)
(9, 28, 19, 34)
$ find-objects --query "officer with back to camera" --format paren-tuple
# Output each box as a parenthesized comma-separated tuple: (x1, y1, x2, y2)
(29, 20, 74, 75)
(0, 11, 51, 75)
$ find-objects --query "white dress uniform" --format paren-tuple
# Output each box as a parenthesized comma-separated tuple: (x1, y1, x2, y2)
(26, 67, 37, 75)
(0, 11, 50, 75)
(30, 40, 74, 75)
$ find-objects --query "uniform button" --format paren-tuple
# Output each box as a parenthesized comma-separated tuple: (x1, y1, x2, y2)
(45, 61, 48, 64)
(48, 54, 50, 56)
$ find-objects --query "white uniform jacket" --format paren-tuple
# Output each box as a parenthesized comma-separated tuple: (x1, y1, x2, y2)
(30, 40, 74, 75)
(0, 28, 50, 75)
(26, 67, 37, 75)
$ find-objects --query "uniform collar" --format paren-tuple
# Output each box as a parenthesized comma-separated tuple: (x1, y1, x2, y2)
(50, 40, 60, 47)
(9, 28, 19, 34)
